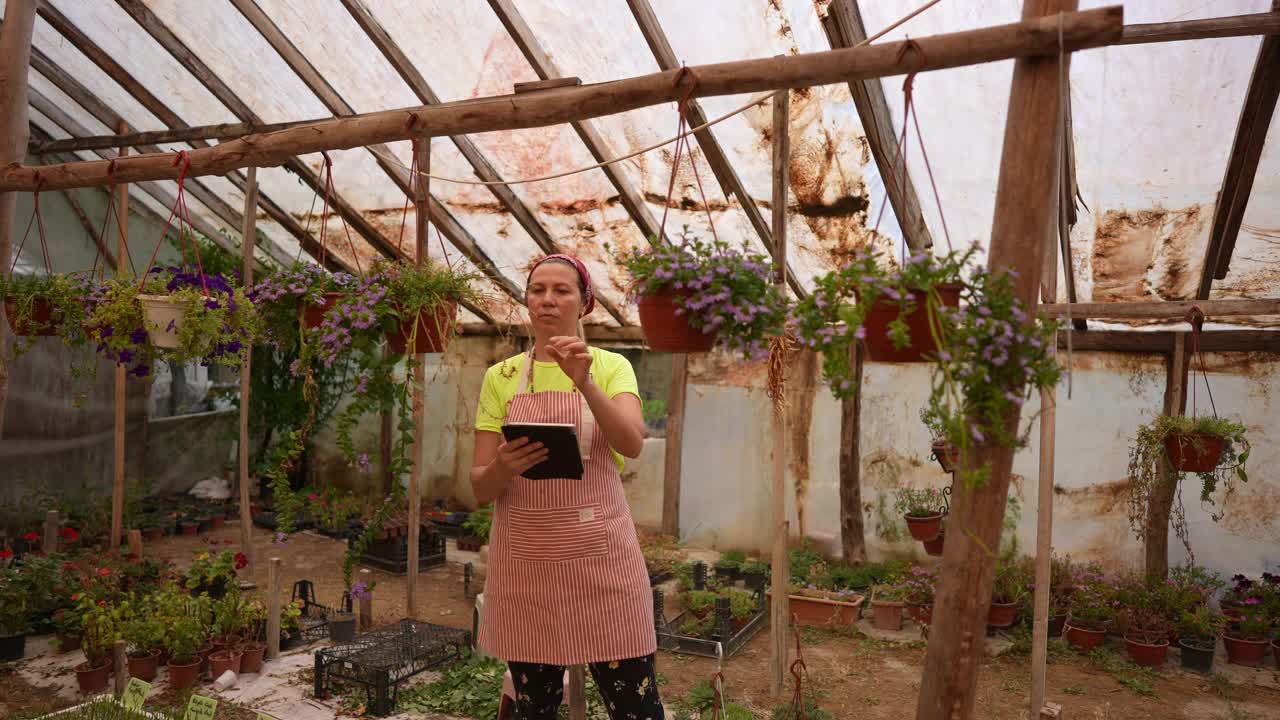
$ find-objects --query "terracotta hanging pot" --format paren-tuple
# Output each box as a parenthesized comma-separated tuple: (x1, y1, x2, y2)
(4, 297, 58, 336)
(905, 513, 944, 542)
(922, 531, 946, 557)
(861, 284, 961, 363)
(637, 288, 717, 353)
(303, 292, 343, 329)
(386, 301, 457, 355)
(931, 441, 960, 473)
(1163, 432, 1225, 473)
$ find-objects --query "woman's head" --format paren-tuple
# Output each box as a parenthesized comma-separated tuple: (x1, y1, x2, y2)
(525, 254, 594, 335)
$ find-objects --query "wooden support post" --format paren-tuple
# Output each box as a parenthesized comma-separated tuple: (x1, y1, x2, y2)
(266, 557, 281, 659)
(1145, 333, 1190, 580)
(127, 529, 143, 559)
(358, 568, 373, 631)
(113, 639, 128, 693)
(661, 354, 688, 537)
(111, 129, 130, 553)
(568, 665, 587, 720)
(839, 340, 866, 563)
(0, 0, 35, 440)
(769, 88, 791, 698)
(44, 511, 59, 554)
(406, 138, 430, 619)
(916, 3, 1072, 719)
(239, 166, 258, 569)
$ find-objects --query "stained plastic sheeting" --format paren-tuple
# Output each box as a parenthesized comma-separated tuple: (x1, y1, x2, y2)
(8, 0, 1280, 326)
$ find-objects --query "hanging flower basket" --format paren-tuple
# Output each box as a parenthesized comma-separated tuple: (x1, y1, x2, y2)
(386, 301, 457, 355)
(922, 531, 945, 557)
(861, 284, 962, 363)
(137, 293, 184, 349)
(931, 441, 960, 474)
(637, 287, 718, 353)
(4, 297, 58, 336)
(1163, 432, 1226, 473)
(904, 513, 944, 543)
(303, 292, 344, 329)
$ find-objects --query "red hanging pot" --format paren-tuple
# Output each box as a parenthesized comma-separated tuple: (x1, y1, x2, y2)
(861, 285, 961, 363)
(904, 513, 944, 542)
(637, 288, 717, 353)
(922, 531, 945, 557)
(4, 297, 58, 336)
(1163, 432, 1225, 473)
(931, 441, 960, 474)
(302, 292, 343, 329)
(386, 301, 457, 355)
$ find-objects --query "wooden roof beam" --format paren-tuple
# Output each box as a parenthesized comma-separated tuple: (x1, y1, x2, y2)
(1118, 10, 1280, 46)
(1197, 2, 1280, 300)
(0, 7, 1127, 192)
(488, 0, 669, 247)
(339, 0, 631, 325)
(1059, 329, 1280, 353)
(227, 0, 525, 308)
(820, 0, 934, 255)
(1039, 297, 1280, 320)
(624, 0, 806, 298)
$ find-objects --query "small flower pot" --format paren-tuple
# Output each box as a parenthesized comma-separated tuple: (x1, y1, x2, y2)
(931, 441, 959, 474)
(4, 297, 58, 336)
(922, 531, 945, 557)
(905, 513, 944, 542)
(1048, 613, 1067, 638)
(167, 656, 201, 689)
(208, 648, 242, 677)
(1124, 637, 1169, 667)
(303, 292, 344, 329)
(210, 515, 225, 529)
(142, 526, 163, 542)
(1179, 639, 1215, 673)
(238, 642, 266, 674)
(74, 659, 112, 695)
(987, 602, 1019, 628)
(1223, 634, 1269, 666)
(870, 600, 905, 631)
(1163, 432, 1225, 473)
(386, 301, 457, 355)
(1065, 624, 1107, 651)
(784, 593, 865, 627)
(0, 632, 26, 661)
(180, 521, 199, 536)
(138, 294, 185, 349)
(127, 652, 160, 682)
(861, 284, 962, 363)
(330, 613, 357, 643)
(637, 288, 717, 353)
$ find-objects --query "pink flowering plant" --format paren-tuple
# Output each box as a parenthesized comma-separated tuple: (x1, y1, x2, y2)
(900, 565, 937, 606)
(793, 245, 975, 397)
(249, 262, 357, 350)
(613, 228, 789, 359)
(1067, 570, 1119, 632)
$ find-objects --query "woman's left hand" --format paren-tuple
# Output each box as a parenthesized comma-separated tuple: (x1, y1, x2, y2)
(547, 336, 592, 387)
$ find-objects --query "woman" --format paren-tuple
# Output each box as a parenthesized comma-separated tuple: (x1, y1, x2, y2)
(472, 254, 664, 719)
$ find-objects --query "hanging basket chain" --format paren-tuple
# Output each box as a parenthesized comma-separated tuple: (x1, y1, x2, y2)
(10, 178, 53, 278)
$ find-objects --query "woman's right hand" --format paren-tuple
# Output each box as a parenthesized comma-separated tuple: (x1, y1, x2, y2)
(494, 437, 548, 479)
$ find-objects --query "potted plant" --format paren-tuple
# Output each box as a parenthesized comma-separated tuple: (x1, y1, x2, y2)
(249, 261, 356, 333)
(135, 267, 261, 361)
(1220, 574, 1261, 620)
(921, 405, 959, 474)
(0, 272, 96, 349)
(715, 550, 746, 583)
(378, 259, 478, 355)
(121, 599, 165, 682)
(329, 593, 358, 644)
(614, 229, 788, 356)
(902, 565, 937, 626)
(894, 487, 946, 544)
(165, 612, 206, 689)
(1124, 415, 1249, 555)
(639, 534, 682, 585)
(988, 563, 1026, 628)
(869, 581, 908, 631)
(238, 600, 268, 674)
(1176, 604, 1222, 673)
(1065, 573, 1116, 651)
(459, 504, 491, 553)
(279, 598, 306, 651)
(0, 566, 30, 661)
(185, 549, 245, 600)
(1118, 604, 1171, 667)
(76, 600, 118, 695)
(1223, 603, 1271, 666)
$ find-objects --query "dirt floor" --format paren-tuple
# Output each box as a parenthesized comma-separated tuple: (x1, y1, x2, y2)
(4, 521, 1280, 720)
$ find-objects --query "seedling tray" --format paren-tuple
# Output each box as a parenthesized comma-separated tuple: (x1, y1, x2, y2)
(350, 529, 446, 575)
(314, 619, 472, 716)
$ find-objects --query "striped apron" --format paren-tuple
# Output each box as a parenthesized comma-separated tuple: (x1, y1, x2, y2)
(477, 351, 656, 665)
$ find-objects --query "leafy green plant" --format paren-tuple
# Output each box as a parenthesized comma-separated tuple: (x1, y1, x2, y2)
(640, 533, 682, 579)
(1175, 604, 1223, 649)
(81, 598, 121, 664)
(0, 566, 31, 635)
(613, 227, 789, 359)
(894, 486, 945, 518)
(871, 581, 908, 603)
(1086, 648, 1160, 696)
(121, 597, 166, 657)
(641, 397, 667, 428)
(184, 549, 244, 594)
(311, 486, 360, 533)
(463, 504, 493, 544)
(400, 652, 505, 719)
(1125, 414, 1249, 556)
(0, 272, 96, 363)
(991, 562, 1029, 606)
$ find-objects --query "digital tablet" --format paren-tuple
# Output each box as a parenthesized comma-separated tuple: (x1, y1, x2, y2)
(500, 422, 585, 480)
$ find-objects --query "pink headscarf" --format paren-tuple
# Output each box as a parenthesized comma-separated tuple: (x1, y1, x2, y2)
(526, 254, 596, 317)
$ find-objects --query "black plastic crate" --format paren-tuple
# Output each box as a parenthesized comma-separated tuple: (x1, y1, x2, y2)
(651, 562, 767, 659)
(352, 529, 446, 575)
(252, 510, 315, 531)
(314, 619, 472, 716)
(287, 580, 351, 644)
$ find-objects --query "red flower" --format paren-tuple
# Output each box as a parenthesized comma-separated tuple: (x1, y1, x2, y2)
(97, 568, 111, 577)
(223, 539, 234, 545)
(71, 593, 81, 601)
(23, 532, 39, 541)
(60, 528, 79, 540)
(0, 549, 12, 559)
(234, 552, 248, 570)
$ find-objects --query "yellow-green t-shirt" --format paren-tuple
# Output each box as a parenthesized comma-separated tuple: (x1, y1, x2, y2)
(475, 347, 640, 472)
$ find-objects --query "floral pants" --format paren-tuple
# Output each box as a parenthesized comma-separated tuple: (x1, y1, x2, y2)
(508, 654, 664, 720)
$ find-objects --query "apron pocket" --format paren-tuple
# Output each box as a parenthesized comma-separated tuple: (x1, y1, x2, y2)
(507, 503, 609, 563)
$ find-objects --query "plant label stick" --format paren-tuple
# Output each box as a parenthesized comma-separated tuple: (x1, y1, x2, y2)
(184, 695, 218, 720)
(121, 678, 151, 711)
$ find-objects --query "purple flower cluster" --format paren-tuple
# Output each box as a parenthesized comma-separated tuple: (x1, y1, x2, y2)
(311, 273, 390, 368)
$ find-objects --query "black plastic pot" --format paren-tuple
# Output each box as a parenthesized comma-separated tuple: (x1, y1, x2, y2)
(329, 614, 357, 643)
(1179, 639, 1215, 673)
(0, 632, 27, 662)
